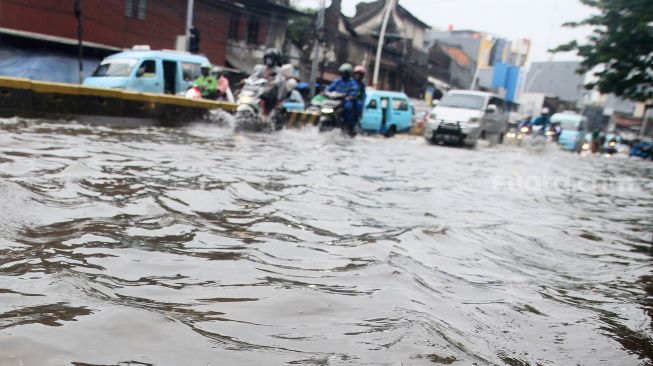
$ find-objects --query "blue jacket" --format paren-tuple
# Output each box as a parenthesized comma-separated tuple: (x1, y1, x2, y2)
(529, 115, 550, 128)
(326, 78, 359, 99)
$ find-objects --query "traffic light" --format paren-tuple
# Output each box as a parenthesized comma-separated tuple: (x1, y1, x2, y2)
(189, 26, 200, 53)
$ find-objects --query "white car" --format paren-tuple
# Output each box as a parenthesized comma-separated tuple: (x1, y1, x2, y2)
(423, 90, 509, 147)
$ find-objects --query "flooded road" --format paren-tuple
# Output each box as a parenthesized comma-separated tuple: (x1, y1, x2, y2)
(0, 118, 652, 366)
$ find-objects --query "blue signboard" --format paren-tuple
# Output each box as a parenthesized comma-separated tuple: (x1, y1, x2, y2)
(492, 62, 520, 103)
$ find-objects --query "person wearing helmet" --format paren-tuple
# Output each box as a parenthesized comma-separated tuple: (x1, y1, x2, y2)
(353, 65, 367, 123)
(248, 49, 287, 119)
(194, 62, 217, 99)
(211, 66, 230, 101)
(283, 78, 303, 105)
(325, 63, 360, 133)
(529, 106, 552, 134)
(250, 48, 282, 81)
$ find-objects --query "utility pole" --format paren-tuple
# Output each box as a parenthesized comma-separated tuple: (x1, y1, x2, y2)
(74, 0, 83, 83)
(309, 0, 325, 98)
(185, 0, 195, 52)
(372, 0, 396, 89)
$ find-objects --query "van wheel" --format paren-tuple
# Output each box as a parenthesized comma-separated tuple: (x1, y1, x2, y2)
(498, 132, 504, 144)
(385, 125, 397, 138)
(480, 130, 486, 140)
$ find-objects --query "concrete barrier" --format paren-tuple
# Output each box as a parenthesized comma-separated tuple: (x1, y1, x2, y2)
(0, 76, 237, 125)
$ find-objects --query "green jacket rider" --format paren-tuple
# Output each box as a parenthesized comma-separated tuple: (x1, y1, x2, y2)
(194, 63, 217, 99)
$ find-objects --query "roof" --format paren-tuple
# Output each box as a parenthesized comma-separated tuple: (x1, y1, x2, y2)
(350, 0, 430, 29)
(448, 89, 498, 98)
(107, 50, 209, 63)
(439, 44, 471, 67)
(217, 0, 306, 17)
(366, 89, 410, 98)
(0, 26, 121, 52)
(551, 112, 585, 123)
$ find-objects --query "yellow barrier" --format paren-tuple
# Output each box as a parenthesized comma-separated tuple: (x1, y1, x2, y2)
(0, 76, 238, 113)
(286, 110, 320, 128)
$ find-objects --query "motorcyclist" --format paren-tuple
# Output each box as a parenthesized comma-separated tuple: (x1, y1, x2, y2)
(353, 65, 367, 123)
(529, 107, 551, 134)
(325, 63, 359, 132)
(249, 49, 286, 117)
(211, 66, 230, 101)
(194, 62, 217, 99)
(249, 48, 283, 82)
(518, 116, 532, 130)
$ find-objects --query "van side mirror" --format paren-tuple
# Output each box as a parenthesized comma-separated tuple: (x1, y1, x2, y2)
(136, 67, 145, 78)
(486, 104, 497, 113)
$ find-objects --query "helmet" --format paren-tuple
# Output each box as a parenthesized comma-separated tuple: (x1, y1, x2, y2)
(201, 62, 212, 69)
(211, 66, 223, 75)
(280, 64, 294, 79)
(339, 63, 353, 74)
(263, 48, 282, 67)
(354, 65, 366, 74)
(285, 78, 298, 91)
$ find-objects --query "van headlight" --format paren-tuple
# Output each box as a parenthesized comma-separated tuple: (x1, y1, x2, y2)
(465, 118, 481, 128)
(321, 107, 334, 114)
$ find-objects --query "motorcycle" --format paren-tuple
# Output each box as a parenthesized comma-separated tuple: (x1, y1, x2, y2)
(629, 138, 653, 160)
(184, 85, 203, 99)
(315, 91, 355, 136)
(235, 78, 283, 132)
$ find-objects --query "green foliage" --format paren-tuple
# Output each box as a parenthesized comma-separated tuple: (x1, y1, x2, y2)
(551, 0, 653, 101)
(287, 2, 316, 46)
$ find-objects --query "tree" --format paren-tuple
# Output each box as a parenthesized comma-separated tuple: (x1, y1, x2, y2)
(551, 0, 653, 101)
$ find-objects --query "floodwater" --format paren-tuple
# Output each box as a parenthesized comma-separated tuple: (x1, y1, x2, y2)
(0, 118, 652, 366)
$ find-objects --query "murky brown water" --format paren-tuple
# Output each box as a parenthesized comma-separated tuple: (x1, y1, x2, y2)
(0, 117, 652, 365)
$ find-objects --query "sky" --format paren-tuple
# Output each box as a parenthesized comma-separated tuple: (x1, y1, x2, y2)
(293, 0, 597, 65)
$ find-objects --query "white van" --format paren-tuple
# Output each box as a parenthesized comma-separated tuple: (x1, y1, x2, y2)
(423, 90, 509, 147)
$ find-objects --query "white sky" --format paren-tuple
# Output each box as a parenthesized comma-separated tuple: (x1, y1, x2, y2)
(293, 0, 597, 65)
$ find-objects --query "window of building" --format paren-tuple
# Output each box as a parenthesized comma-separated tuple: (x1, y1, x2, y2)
(229, 14, 240, 39)
(247, 17, 260, 44)
(126, 0, 146, 20)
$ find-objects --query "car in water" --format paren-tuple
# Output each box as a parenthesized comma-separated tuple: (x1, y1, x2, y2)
(423, 90, 508, 147)
(551, 112, 588, 152)
(359, 90, 414, 137)
(83, 47, 211, 96)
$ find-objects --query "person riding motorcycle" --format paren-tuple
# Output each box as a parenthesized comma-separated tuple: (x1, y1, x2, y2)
(529, 107, 551, 134)
(248, 48, 286, 118)
(194, 62, 217, 99)
(324, 63, 359, 132)
(353, 65, 367, 123)
(250, 48, 283, 81)
(211, 66, 230, 101)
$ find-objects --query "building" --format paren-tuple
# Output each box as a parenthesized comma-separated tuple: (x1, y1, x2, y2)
(0, 0, 296, 83)
(225, 0, 304, 73)
(523, 61, 586, 106)
(301, 0, 431, 97)
(427, 29, 530, 102)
